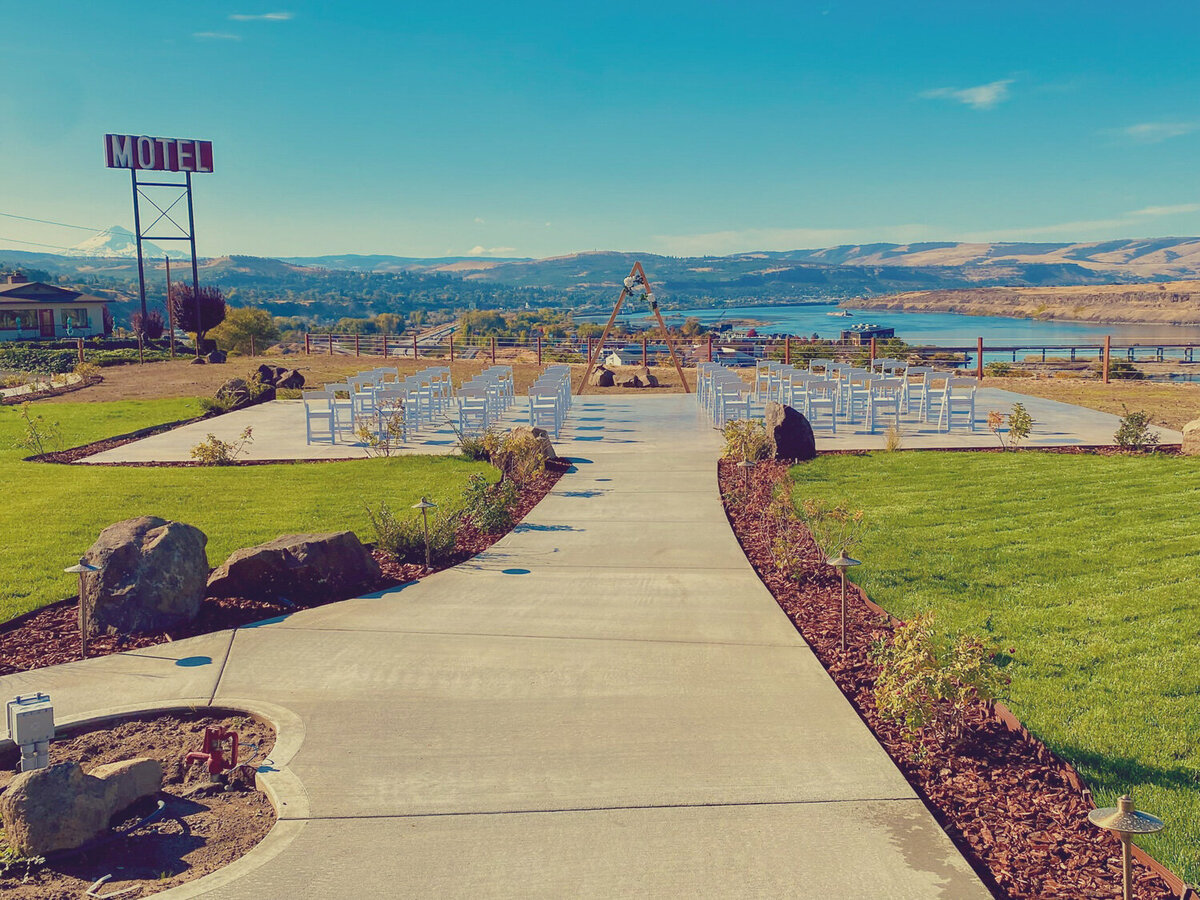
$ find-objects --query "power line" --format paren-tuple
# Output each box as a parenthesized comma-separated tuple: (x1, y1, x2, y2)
(0, 235, 82, 252)
(0, 211, 119, 235)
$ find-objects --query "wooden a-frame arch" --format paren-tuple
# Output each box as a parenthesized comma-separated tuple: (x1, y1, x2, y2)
(577, 261, 690, 395)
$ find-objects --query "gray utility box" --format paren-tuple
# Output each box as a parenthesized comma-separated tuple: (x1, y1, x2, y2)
(7, 693, 54, 772)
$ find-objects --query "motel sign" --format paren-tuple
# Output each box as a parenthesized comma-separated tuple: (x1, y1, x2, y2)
(104, 134, 214, 173)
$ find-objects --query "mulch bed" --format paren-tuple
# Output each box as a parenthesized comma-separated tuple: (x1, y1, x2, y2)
(0, 711, 275, 899)
(0, 376, 103, 407)
(0, 461, 567, 675)
(719, 458, 1181, 900)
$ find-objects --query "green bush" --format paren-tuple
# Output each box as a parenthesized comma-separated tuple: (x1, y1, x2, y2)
(461, 473, 519, 533)
(364, 499, 461, 565)
(721, 419, 771, 461)
(1114, 406, 1160, 451)
(189, 427, 254, 465)
(871, 613, 1006, 746)
(0, 347, 76, 375)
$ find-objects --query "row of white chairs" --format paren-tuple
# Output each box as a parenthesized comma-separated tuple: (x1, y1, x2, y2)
(697, 363, 752, 427)
(303, 365, 454, 444)
(457, 366, 515, 435)
(527, 365, 572, 437)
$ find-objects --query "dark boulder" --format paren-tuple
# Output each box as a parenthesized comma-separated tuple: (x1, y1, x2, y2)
(207, 532, 381, 604)
(278, 369, 305, 389)
(206, 350, 227, 364)
(82, 516, 209, 636)
(618, 372, 643, 388)
(641, 368, 660, 388)
(590, 366, 615, 387)
(764, 401, 817, 461)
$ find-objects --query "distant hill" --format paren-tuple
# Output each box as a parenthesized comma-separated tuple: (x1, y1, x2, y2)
(7, 236, 1200, 326)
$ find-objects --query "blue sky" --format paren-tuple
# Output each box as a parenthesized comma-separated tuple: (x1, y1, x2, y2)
(2, 1, 1199, 259)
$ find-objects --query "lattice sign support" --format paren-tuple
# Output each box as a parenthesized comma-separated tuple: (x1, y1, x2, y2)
(577, 262, 690, 395)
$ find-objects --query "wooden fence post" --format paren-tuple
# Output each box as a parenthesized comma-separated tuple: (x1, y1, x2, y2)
(491, 336, 497, 363)
(413, 333, 419, 360)
(869, 337, 877, 369)
(328, 333, 333, 356)
(355, 334, 360, 357)
(449, 334, 455, 362)
(536, 335, 542, 366)
(77, 338, 84, 365)
(137, 333, 144, 365)
(305, 333, 311, 355)
(784, 337, 791, 365)
(707, 333, 713, 362)
(1103, 335, 1111, 384)
(642, 335, 648, 368)
(383, 334, 389, 359)
(976, 337, 984, 380)
(250, 335, 256, 358)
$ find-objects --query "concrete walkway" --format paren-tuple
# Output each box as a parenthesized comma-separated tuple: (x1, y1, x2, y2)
(3, 395, 989, 898)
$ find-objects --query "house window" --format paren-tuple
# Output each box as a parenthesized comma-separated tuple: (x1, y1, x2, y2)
(0, 310, 36, 330)
(61, 308, 90, 329)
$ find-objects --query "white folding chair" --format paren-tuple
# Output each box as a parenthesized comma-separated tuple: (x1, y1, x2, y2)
(936, 377, 978, 431)
(303, 391, 336, 444)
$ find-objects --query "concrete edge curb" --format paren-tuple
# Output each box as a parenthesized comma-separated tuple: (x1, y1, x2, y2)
(0, 695, 310, 899)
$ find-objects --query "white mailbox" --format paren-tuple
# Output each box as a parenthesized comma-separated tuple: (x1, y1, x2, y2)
(7, 693, 54, 772)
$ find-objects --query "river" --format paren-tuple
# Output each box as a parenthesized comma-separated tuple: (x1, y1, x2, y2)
(584, 302, 1200, 347)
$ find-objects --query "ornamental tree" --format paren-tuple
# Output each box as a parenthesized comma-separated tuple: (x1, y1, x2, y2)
(168, 283, 226, 345)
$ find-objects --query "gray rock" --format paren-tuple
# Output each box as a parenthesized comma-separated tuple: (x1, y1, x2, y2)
(641, 368, 660, 388)
(764, 401, 817, 461)
(618, 372, 644, 388)
(206, 349, 227, 364)
(278, 369, 305, 390)
(82, 517, 209, 636)
(189, 356, 206, 365)
(504, 425, 557, 465)
(1183, 418, 1200, 456)
(207, 531, 381, 604)
(590, 366, 614, 387)
(0, 758, 162, 856)
(216, 377, 252, 409)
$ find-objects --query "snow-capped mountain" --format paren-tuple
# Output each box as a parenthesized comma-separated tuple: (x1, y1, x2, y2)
(65, 226, 189, 260)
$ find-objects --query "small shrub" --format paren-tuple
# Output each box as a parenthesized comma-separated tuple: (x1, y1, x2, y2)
(721, 419, 771, 461)
(12, 403, 62, 455)
(356, 400, 408, 458)
(492, 430, 547, 485)
(73, 361, 100, 380)
(797, 497, 867, 562)
(871, 614, 1006, 745)
(364, 499, 460, 564)
(884, 424, 903, 452)
(984, 361, 1011, 377)
(199, 395, 238, 416)
(190, 427, 254, 465)
(1008, 402, 1032, 448)
(1, 372, 29, 388)
(1114, 405, 1160, 451)
(457, 426, 501, 462)
(461, 473, 520, 533)
(0, 833, 46, 883)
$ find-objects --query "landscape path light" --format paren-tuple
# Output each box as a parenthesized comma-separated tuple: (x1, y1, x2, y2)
(1088, 794, 1165, 900)
(64, 556, 99, 658)
(412, 497, 437, 574)
(827, 549, 861, 652)
(736, 458, 756, 488)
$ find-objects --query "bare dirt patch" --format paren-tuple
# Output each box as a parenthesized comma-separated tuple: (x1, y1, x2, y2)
(1000, 377, 1200, 431)
(720, 459, 1179, 900)
(0, 711, 276, 899)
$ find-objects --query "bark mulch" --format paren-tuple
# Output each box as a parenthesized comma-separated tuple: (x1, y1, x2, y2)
(0, 462, 567, 675)
(719, 458, 1182, 900)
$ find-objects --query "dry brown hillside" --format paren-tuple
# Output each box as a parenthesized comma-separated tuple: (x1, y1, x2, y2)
(853, 281, 1200, 325)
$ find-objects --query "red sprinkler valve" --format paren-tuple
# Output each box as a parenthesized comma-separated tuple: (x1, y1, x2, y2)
(185, 726, 239, 776)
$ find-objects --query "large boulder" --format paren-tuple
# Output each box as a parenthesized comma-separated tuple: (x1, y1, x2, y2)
(641, 367, 660, 388)
(207, 532, 381, 604)
(83, 517, 209, 636)
(0, 758, 162, 856)
(505, 426, 557, 464)
(206, 350, 227, 364)
(590, 366, 614, 387)
(1183, 418, 1200, 456)
(618, 371, 644, 388)
(216, 377, 252, 410)
(278, 369, 305, 390)
(764, 401, 817, 461)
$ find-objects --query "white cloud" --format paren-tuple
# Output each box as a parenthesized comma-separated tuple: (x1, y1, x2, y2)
(920, 79, 1013, 110)
(1117, 121, 1199, 143)
(473, 217, 485, 224)
(467, 245, 517, 256)
(1131, 203, 1200, 217)
(229, 11, 293, 21)
(193, 31, 242, 40)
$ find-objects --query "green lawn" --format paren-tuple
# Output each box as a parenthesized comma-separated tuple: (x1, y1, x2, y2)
(2, 400, 492, 623)
(792, 451, 1200, 883)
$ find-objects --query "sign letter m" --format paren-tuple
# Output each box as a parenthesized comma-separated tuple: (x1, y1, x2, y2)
(105, 134, 135, 169)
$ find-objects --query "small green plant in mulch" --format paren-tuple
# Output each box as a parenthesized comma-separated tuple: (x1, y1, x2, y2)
(871, 613, 1007, 747)
(796, 496, 867, 563)
(0, 831, 45, 883)
(1114, 405, 1160, 452)
(189, 427, 254, 465)
(987, 402, 1033, 451)
(364, 499, 461, 565)
(721, 418, 771, 462)
(460, 473, 520, 534)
